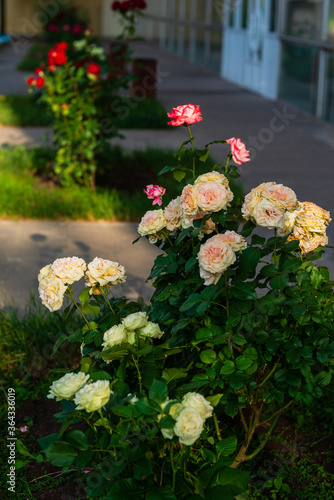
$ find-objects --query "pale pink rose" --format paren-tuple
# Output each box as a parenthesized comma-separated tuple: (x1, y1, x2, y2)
(241, 191, 262, 220)
(217, 231, 247, 252)
(277, 210, 298, 237)
(180, 185, 198, 216)
(198, 235, 236, 275)
(144, 184, 166, 206)
(252, 181, 276, 193)
(199, 266, 222, 286)
(197, 182, 233, 212)
(138, 209, 166, 236)
(51, 257, 87, 285)
(262, 184, 298, 211)
(85, 258, 126, 289)
(167, 104, 203, 127)
(226, 138, 250, 165)
(164, 197, 183, 231)
(194, 171, 229, 188)
(252, 199, 286, 230)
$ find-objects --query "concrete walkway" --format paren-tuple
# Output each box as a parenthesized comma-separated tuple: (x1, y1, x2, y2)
(0, 40, 333, 309)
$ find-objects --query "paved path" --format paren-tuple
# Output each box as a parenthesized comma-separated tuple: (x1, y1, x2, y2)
(0, 40, 333, 309)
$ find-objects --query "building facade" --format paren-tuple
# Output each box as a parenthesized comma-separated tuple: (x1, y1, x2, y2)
(3, 0, 334, 124)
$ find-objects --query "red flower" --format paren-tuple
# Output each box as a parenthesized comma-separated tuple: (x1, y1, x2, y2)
(87, 63, 101, 76)
(111, 1, 120, 10)
(72, 25, 82, 34)
(36, 77, 45, 88)
(34, 67, 43, 75)
(48, 46, 67, 66)
(48, 65, 57, 72)
(119, 1, 131, 12)
(55, 42, 68, 51)
(26, 77, 35, 86)
(167, 104, 203, 127)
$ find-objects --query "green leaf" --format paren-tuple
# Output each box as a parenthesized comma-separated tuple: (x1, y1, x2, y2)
(149, 380, 168, 403)
(220, 361, 236, 375)
(134, 457, 153, 480)
(207, 393, 223, 407)
(270, 273, 289, 289)
(51, 334, 67, 356)
(79, 288, 90, 305)
(284, 240, 300, 252)
(44, 441, 77, 467)
(162, 368, 188, 384)
(238, 247, 261, 275)
(80, 357, 92, 374)
(200, 350, 217, 364)
(16, 439, 34, 458)
(173, 170, 186, 182)
(315, 371, 331, 386)
(231, 283, 256, 300)
(218, 468, 250, 496)
(206, 486, 234, 500)
(62, 430, 88, 451)
(199, 149, 210, 162)
(185, 255, 198, 272)
(216, 436, 237, 457)
(108, 479, 144, 499)
(179, 293, 201, 312)
(145, 487, 177, 500)
(235, 356, 253, 371)
(90, 370, 112, 382)
(82, 303, 100, 316)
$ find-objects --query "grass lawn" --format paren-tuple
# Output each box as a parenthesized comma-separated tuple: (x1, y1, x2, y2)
(0, 94, 168, 129)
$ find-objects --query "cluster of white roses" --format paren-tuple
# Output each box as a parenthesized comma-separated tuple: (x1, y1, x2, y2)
(242, 182, 331, 254)
(47, 372, 111, 413)
(101, 311, 163, 362)
(138, 171, 233, 243)
(38, 256, 126, 311)
(160, 392, 213, 446)
(198, 230, 247, 285)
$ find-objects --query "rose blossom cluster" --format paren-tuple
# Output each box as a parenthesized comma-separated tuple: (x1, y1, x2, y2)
(285, 201, 331, 254)
(38, 256, 126, 311)
(47, 372, 111, 413)
(198, 231, 247, 285)
(160, 393, 213, 446)
(101, 312, 163, 362)
(111, 0, 147, 12)
(137, 171, 233, 243)
(242, 182, 299, 231)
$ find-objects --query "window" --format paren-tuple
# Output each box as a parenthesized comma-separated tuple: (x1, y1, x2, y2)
(284, 0, 324, 40)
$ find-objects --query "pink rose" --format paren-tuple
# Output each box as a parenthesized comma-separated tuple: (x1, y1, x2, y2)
(167, 104, 203, 127)
(197, 182, 233, 212)
(198, 235, 236, 275)
(144, 184, 166, 206)
(226, 138, 250, 165)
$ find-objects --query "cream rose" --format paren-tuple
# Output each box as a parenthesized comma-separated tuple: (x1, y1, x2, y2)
(241, 190, 262, 219)
(38, 264, 53, 282)
(164, 197, 183, 232)
(174, 407, 204, 446)
(198, 235, 236, 274)
(74, 380, 111, 412)
(217, 231, 247, 252)
(39, 275, 67, 312)
(300, 202, 331, 224)
(181, 393, 213, 420)
(86, 258, 126, 289)
(262, 183, 298, 211)
(102, 324, 128, 349)
(138, 209, 166, 237)
(52, 256, 87, 284)
(199, 266, 222, 286)
(194, 171, 229, 188)
(47, 372, 90, 401)
(122, 312, 148, 331)
(252, 199, 286, 230)
(139, 321, 164, 339)
(197, 182, 233, 212)
(180, 184, 198, 216)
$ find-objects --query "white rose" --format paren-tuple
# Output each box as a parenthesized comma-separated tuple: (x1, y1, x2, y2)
(262, 183, 298, 211)
(39, 275, 67, 312)
(74, 380, 111, 413)
(139, 321, 164, 339)
(252, 199, 286, 230)
(52, 256, 87, 284)
(174, 407, 204, 446)
(102, 324, 128, 349)
(180, 184, 198, 216)
(122, 312, 148, 331)
(38, 264, 53, 282)
(216, 231, 247, 252)
(181, 393, 213, 420)
(47, 372, 90, 401)
(194, 171, 229, 188)
(86, 257, 126, 288)
(199, 266, 222, 286)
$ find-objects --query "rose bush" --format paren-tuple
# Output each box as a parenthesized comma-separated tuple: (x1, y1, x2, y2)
(21, 104, 334, 499)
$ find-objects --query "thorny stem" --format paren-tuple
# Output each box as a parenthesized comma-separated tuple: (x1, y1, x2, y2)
(239, 408, 249, 434)
(225, 153, 231, 174)
(244, 413, 280, 462)
(170, 443, 177, 492)
(98, 409, 108, 430)
(258, 361, 279, 388)
(187, 125, 196, 177)
(258, 399, 294, 427)
(225, 274, 234, 359)
(213, 413, 222, 441)
(98, 286, 115, 314)
(65, 288, 92, 330)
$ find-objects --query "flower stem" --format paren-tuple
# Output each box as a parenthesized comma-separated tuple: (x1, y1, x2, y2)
(213, 413, 222, 441)
(65, 287, 91, 330)
(187, 125, 196, 177)
(132, 356, 143, 394)
(224, 274, 234, 359)
(98, 286, 115, 314)
(170, 443, 177, 492)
